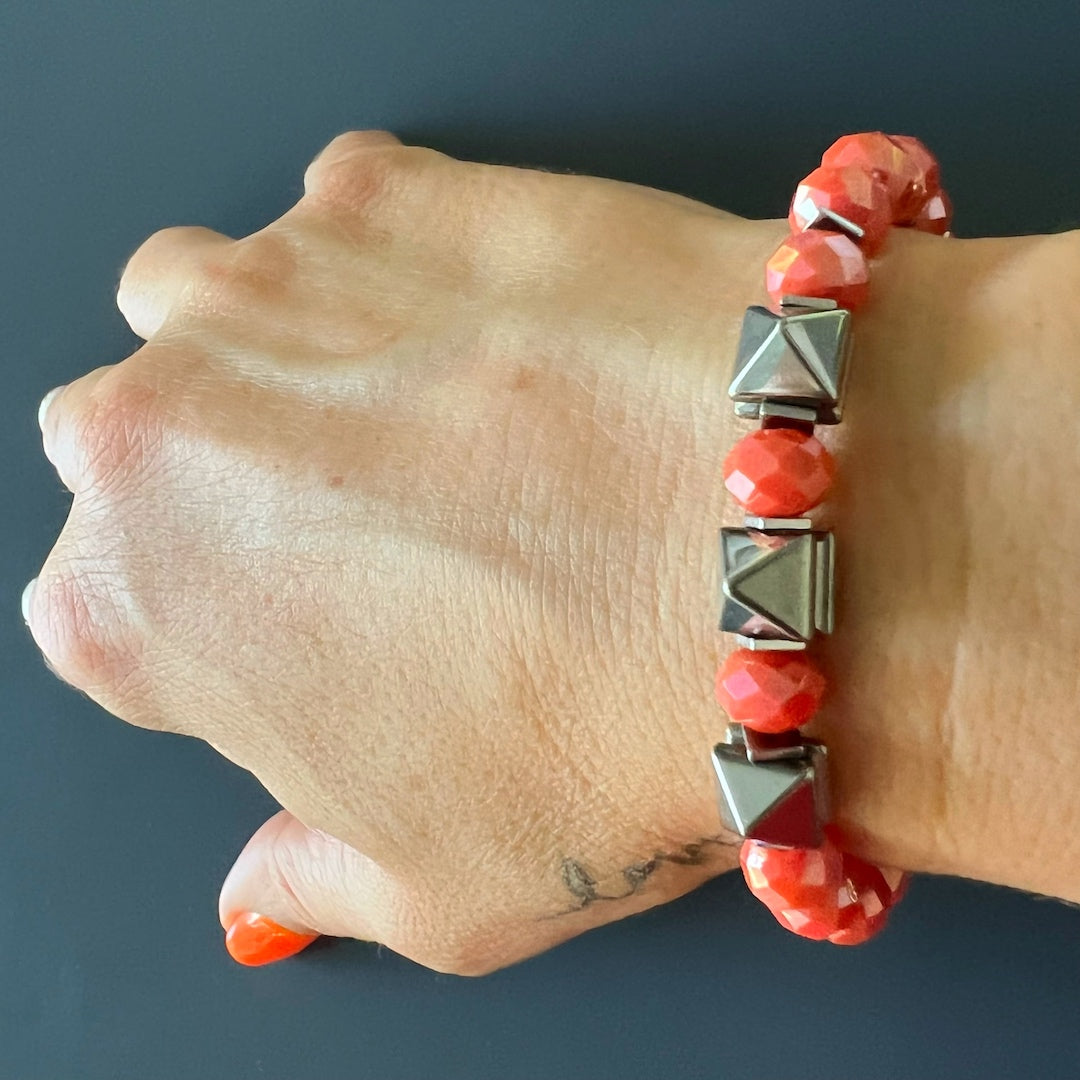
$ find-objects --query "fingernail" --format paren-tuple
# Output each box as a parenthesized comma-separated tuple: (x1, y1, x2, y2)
(38, 384, 66, 430)
(224, 912, 318, 967)
(21, 578, 37, 624)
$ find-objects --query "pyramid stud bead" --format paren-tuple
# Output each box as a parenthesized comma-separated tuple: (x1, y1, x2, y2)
(728, 303, 853, 424)
(711, 734, 830, 848)
(719, 527, 835, 643)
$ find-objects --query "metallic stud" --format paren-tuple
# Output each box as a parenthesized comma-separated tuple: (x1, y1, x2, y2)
(725, 722, 811, 763)
(711, 733, 830, 847)
(735, 635, 807, 652)
(788, 195, 867, 242)
(733, 401, 819, 423)
(742, 516, 811, 531)
(719, 527, 834, 642)
(727, 303, 853, 424)
(780, 295, 839, 311)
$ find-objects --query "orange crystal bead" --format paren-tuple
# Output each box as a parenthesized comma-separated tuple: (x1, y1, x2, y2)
(715, 648, 826, 733)
(765, 229, 869, 310)
(723, 427, 835, 517)
(821, 131, 941, 225)
(789, 164, 893, 256)
(910, 188, 953, 235)
(740, 828, 911, 945)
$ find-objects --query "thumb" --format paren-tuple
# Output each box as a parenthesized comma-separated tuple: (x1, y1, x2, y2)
(218, 810, 383, 966)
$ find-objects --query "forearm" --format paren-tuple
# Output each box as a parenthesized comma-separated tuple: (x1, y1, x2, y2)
(834, 224, 1080, 898)
(668, 219, 1080, 901)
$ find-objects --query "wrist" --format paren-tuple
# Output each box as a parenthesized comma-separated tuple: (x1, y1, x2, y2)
(800, 225, 1079, 899)
(660, 216, 1080, 902)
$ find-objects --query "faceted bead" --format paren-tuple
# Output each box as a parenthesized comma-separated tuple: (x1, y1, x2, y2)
(821, 131, 941, 225)
(909, 188, 953, 235)
(723, 427, 835, 516)
(740, 832, 910, 945)
(715, 648, 826, 733)
(765, 230, 869, 310)
(741, 842, 847, 942)
(886, 135, 942, 222)
(740, 839, 844, 924)
(828, 852, 911, 946)
(823, 910, 890, 946)
(789, 164, 893, 256)
(770, 902, 875, 942)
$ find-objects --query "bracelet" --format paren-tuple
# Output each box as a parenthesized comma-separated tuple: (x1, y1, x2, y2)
(710, 132, 952, 945)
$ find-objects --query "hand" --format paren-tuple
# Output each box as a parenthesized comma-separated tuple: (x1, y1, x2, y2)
(25, 130, 1080, 974)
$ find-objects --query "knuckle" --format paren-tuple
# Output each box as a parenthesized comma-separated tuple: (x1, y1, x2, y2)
(118, 224, 196, 295)
(303, 137, 436, 215)
(27, 558, 147, 708)
(117, 225, 227, 330)
(68, 371, 166, 495)
(194, 229, 298, 317)
(313, 129, 399, 162)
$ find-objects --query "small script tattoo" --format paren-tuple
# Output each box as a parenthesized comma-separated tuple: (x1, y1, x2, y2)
(540, 835, 738, 920)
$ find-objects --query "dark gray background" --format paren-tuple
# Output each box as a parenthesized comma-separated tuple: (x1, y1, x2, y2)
(3, 2, 1079, 1077)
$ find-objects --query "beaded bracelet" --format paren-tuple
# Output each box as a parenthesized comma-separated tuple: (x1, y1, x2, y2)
(710, 132, 952, 945)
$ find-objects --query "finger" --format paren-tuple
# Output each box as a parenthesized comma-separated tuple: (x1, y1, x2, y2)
(37, 364, 117, 493)
(117, 225, 234, 340)
(218, 810, 386, 967)
(302, 129, 403, 199)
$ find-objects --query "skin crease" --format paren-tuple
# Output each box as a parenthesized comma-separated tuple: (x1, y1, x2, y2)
(25, 130, 1080, 976)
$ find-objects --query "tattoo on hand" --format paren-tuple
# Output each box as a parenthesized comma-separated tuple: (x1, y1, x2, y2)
(541, 834, 738, 919)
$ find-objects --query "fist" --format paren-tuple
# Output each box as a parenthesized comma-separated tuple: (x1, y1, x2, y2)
(27, 131, 763, 974)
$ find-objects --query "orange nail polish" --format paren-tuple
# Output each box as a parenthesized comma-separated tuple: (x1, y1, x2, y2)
(224, 912, 318, 966)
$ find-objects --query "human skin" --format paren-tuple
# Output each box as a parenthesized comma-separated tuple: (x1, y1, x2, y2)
(24, 130, 1080, 975)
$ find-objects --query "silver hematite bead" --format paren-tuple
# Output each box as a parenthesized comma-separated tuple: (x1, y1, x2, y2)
(719, 525, 834, 644)
(711, 724, 830, 848)
(728, 299, 852, 424)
